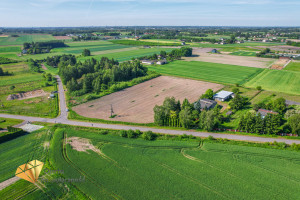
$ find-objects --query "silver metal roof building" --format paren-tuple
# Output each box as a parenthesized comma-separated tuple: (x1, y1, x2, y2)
(213, 91, 234, 102)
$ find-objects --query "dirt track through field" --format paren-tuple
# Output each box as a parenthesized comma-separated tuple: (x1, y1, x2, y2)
(185, 49, 275, 68)
(73, 76, 223, 123)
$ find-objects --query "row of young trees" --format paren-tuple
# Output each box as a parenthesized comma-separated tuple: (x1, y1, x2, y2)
(154, 97, 222, 130)
(57, 56, 148, 96)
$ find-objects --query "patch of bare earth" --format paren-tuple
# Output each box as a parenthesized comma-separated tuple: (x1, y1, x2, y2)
(7, 89, 48, 100)
(67, 137, 100, 153)
(53, 36, 72, 40)
(41, 64, 48, 70)
(257, 45, 300, 52)
(43, 141, 50, 150)
(184, 48, 275, 68)
(73, 76, 223, 123)
(270, 58, 290, 70)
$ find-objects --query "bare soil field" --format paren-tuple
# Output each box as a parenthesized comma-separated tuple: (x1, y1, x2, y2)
(257, 45, 300, 52)
(270, 58, 290, 70)
(73, 76, 223, 123)
(184, 50, 275, 68)
(53, 36, 72, 40)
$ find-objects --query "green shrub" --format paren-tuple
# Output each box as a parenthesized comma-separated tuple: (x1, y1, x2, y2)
(99, 130, 108, 135)
(208, 135, 215, 140)
(127, 129, 136, 138)
(135, 129, 142, 136)
(119, 130, 127, 137)
(142, 131, 155, 140)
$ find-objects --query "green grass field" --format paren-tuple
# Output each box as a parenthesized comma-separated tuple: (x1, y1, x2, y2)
(230, 51, 257, 57)
(78, 47, 173, 62)
(244, 69, 300, 95)
(0, 118, 23, 129)
(284, 61, 300, 72)
(148, 61, 263, 85)
(0, 63, 59, 118)
(1, 126, 300, 199)
(0, 35, 56, 46)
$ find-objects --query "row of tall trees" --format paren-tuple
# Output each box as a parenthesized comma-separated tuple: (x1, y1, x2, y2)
(45, 54, 76, 68)
(238, 111, 282, 134)
(23, 41, 67, 54)
(154, 97, 222, 130)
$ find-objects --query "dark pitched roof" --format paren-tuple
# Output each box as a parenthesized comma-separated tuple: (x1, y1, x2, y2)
(199, 99, 217, 109)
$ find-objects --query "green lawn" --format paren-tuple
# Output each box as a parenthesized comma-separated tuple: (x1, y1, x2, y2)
(230, 51, 257, 57)
(284, 61, 300, 72)
(244, 69, 300, 95)
(148, 60, 263, 85)
(0, 118, 23, 129)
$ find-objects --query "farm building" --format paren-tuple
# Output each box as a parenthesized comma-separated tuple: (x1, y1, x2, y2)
(211, 49, 218, 53)
(156, 60, 167, 65)
(143, 45, 151, 48)
(49, 94, 55, 98)
(257, 109, 278, 118)
(141, 60, 155, 65)
(194, 99, 217, 110)
(181, 42, 186, 45)
(213, 91, 234, 102)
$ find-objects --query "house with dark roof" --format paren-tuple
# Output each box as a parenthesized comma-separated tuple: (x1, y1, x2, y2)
(213, 91, 234, 102)
(156, 60, 167, 65)
(257, 109, 278, 118)
(194, 99, 217, 110)
(211, 49, 218, 53)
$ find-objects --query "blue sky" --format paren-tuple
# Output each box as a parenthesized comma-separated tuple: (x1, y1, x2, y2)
(1, 0, 300, 27)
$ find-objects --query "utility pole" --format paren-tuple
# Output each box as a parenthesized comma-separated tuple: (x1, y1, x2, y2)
(110, 104, 114, 117)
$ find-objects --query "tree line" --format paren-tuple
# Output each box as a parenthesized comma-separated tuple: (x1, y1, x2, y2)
(23, 41, 67, 54)
(154, 96, 222, 130)
(56, 56, 148, 96)
(0, 67, 11, 76)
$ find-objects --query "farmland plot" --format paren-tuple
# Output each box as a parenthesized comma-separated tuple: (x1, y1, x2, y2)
(185, 50, 274, 68)
(244, 69, 300, 95)
(148, 61, 263, 85)
(73, 76, 223, 123)
(47, 128, 300, 200)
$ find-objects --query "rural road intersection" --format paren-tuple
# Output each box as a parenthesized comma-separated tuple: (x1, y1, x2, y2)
(1, 76, 300, 145)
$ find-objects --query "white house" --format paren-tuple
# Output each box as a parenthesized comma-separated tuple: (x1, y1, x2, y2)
(141, 60, 155, 65)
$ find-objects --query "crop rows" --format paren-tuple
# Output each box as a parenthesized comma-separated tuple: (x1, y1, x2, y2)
(148, 60, 263, 85)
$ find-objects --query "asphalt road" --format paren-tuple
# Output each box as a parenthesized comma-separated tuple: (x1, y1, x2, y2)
(1, 75, 300, 145)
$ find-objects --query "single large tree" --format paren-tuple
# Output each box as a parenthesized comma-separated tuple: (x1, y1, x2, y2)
(82, 49, 91, 56)
(288, 114, 300, 134)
